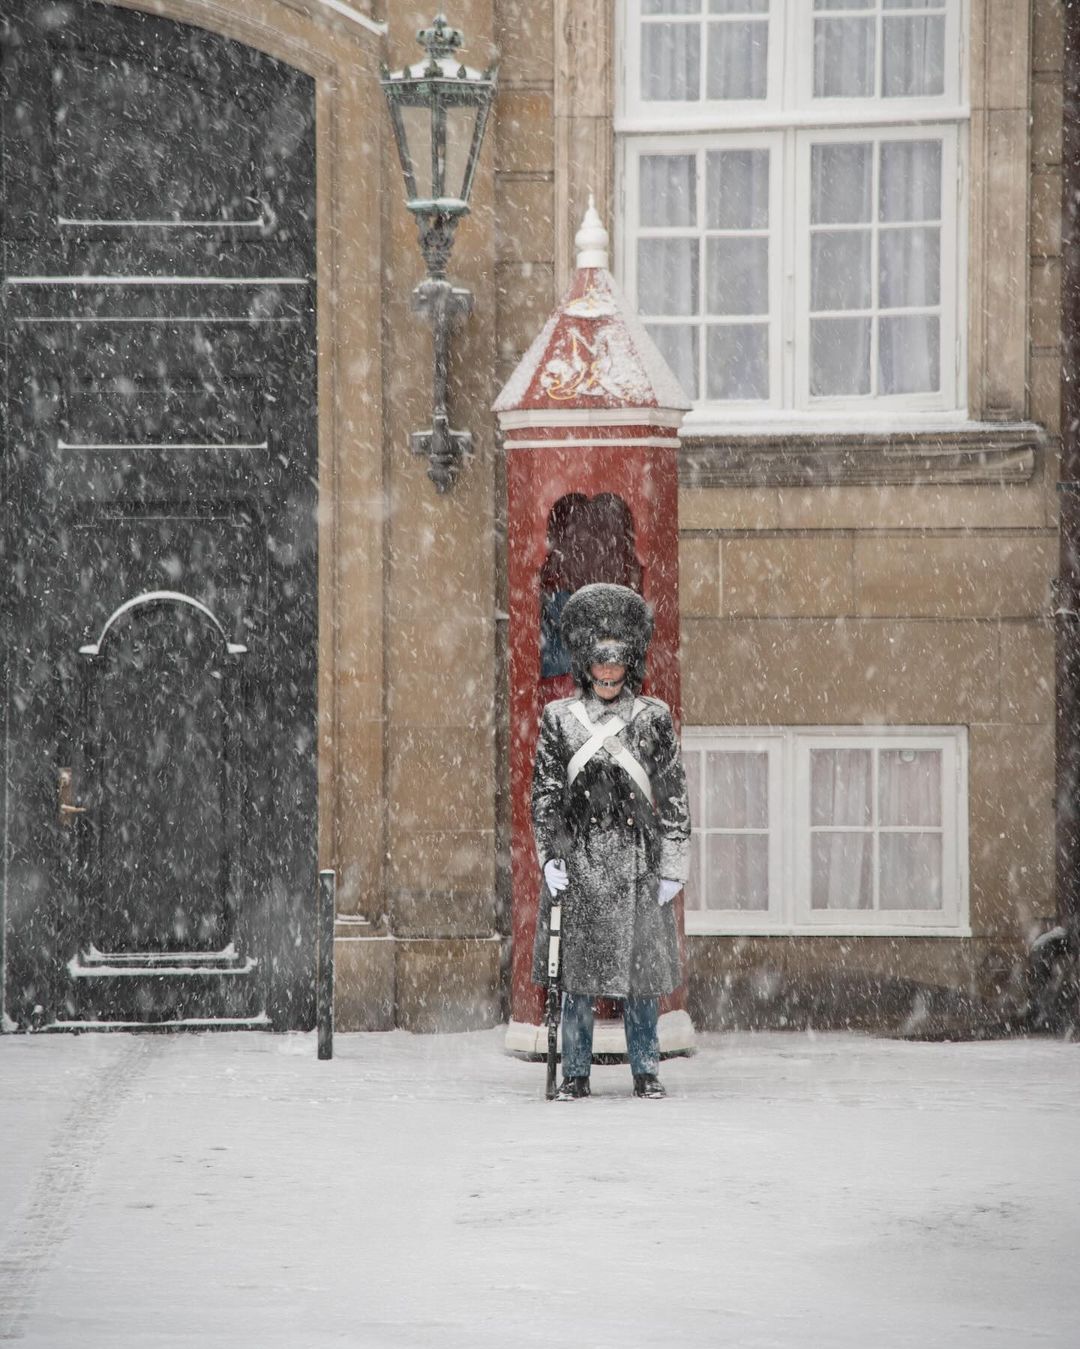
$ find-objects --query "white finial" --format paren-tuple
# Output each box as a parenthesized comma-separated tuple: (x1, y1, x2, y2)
(575, 193, 609, 270)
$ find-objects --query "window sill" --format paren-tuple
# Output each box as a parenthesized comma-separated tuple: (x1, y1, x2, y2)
(677, 418, 1045, 488)
(686, 924, 973, 939)
(616, 106, 971, 136)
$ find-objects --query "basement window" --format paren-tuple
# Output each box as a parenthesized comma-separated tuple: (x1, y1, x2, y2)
(682, 725, 969, 935)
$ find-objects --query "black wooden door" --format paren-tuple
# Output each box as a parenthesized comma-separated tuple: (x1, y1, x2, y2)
(1, 1, 318, 1028)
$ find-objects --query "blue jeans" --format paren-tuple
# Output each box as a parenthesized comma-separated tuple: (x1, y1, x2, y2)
(561, 993, 660, 1078)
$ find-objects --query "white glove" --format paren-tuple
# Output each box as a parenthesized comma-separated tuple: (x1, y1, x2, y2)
(544, 858, 569, 894)
(658, 878, 682, 907)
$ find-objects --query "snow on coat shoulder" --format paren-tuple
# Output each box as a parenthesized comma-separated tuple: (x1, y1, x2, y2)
(530, 689, 690, 999)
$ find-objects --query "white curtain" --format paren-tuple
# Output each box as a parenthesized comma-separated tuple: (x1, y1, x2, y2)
(814, 16, 874, 97)
(707, 236, 769, 315)
(809, 138, 942, 396)
(643, 0, 701, 13)
(706, 19, 768, 100)
(813, 9, 944, 100)
(686, 833, 703, 910)
(811, 747, 944, 912)
(882, 14, 945, 97)
(685, 749, 702, 824)
(637, 237, 699, 316)
(642, 21, 701, 101)
(707, 750, 768, 828)
(647, 323, 699, 399)
(812, 143, 872, 224)
(701, 750, 770, 911)
(810, 749, 872, 910)
(702, 147, 770, 399)
(880, 834, 943, 910)
(809, 143, 873, 394)
(707, 147, 770, 230)
(878, 749, 943, 910)
(708, 834, 770, 911)
(707, 323, 769, 399)
(811, 317, 871, 397)
(812, 230, 871, 310)
(878, 227, 939, 309)
(684, 754, 702, 909)
(641, 154, 697, 228)
(879, 140, 941, 223)
(879, 748, 941, 825)
(877, 139, 942, 393)
(878, 314, 939, 394)
(811, 834, 872, 910)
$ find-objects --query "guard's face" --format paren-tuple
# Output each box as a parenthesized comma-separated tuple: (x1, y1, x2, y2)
(590, 661, 627, 700)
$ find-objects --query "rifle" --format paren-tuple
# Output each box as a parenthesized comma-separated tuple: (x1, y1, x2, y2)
(544, 896, 562, 1100)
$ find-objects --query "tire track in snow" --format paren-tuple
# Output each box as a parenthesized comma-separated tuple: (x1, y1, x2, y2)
(0, 1036, 151, 1341)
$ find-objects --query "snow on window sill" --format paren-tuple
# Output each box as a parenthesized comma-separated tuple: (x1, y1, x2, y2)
(681, 409, 988, 436)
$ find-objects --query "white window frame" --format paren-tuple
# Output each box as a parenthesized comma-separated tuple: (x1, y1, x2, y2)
(683, 731, 785, 931)
(682, 725, 970, 937)
(624, 131, 786, 412)
(792, 1, 963, 115)
(624, 1, 783, 125)
(619, 0, 966, 129)
(793, 122, 961, 412)
(616, 0, 970, 427)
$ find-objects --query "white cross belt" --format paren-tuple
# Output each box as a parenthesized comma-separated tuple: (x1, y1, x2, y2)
(565, 699, 654, 807)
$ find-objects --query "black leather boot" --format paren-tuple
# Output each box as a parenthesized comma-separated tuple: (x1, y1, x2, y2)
(632, 1073, 666, 1098)
(555, 1075, 592, 1100)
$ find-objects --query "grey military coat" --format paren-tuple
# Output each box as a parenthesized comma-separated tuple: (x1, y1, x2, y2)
(530, 686, 691, 998)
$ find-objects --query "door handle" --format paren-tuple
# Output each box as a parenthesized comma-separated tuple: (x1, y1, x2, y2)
(58, 767, 88, 824)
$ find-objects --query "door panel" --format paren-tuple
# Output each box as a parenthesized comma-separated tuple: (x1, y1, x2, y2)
(89, 601, 236, 955)
(2, 1, 319, 1028)
(15, 317, 299, 508)
(4, 2, 314, 255)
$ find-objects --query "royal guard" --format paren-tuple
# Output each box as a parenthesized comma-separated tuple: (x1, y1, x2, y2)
(531, 582, 691, 1098)
(494, 201, 695, 1066)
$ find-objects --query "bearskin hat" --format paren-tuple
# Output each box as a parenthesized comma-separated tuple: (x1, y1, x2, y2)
(560, 583, 654, 692)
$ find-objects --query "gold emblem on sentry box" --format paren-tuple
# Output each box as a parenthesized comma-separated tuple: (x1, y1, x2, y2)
(540, 325, 629, 402)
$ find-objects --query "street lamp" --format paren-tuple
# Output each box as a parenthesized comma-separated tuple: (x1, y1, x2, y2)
(380, 14, 497, 493)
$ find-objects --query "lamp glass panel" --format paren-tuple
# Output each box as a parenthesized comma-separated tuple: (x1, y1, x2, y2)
(442, 101, 481, 205)
(401, 105, 434, 201)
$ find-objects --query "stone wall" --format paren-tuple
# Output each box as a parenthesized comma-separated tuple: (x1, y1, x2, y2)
(677, 0, 1061, 1033)
(337, 0, 1064, 1035)
(338, 1, 503, 1031)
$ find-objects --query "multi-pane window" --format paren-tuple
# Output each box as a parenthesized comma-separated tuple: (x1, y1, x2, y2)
(682, 727, 967, 934)
(633, 140, 779, 402)
(618, 0, 966, 418)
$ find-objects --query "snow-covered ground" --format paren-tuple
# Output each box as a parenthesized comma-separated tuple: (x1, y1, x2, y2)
(2, 1028, 1078, 1348)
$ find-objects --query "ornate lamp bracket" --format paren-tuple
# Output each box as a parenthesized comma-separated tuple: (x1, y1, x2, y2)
(409, 278, 474, 492)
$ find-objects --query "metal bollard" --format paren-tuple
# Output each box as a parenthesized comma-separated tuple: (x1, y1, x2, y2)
(317, 869, 335, 1060)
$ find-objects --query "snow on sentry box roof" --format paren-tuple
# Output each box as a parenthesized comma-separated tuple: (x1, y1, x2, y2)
(493, 201, 690, 425)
